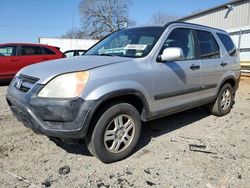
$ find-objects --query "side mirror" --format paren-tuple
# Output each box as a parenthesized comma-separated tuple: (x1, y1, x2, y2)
(157, 47, 184, 62)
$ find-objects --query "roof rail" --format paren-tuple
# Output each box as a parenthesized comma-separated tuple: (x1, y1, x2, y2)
(163, 21, 226, 33)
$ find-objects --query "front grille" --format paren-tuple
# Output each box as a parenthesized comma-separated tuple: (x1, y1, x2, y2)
(14, 74, 39, 93)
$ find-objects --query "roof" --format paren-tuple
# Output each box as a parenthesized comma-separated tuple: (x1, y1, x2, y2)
(163, 21, 227, 33)
(129, 22, 226, 32)
(178, 0, 249, 21)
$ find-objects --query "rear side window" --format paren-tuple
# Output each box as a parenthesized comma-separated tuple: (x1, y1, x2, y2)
(217, 33, 236, 56)
(0, 45, 17, 56)
(196, 30, 220, 59)
(21, 45, 43, 56)
(43, 47, 56, 55)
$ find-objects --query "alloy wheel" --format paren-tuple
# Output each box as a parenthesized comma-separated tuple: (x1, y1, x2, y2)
(104, 114, 135, 153)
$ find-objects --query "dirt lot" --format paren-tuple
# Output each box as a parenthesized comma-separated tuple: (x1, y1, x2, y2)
(0, 78, 249, 188)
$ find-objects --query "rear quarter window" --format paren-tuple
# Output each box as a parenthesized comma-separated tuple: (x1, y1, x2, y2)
(216, 33, 236, 56)
(43, 47, 56, 55)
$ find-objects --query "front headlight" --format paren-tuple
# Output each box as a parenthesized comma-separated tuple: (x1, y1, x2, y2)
(38, 71, 89, 98)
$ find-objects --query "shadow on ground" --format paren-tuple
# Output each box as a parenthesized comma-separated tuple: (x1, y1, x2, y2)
(0, 81, 10, 87)
(49, 137, 92, 156)
(135, 107, 211, 152)
(51, 107, 211, 157)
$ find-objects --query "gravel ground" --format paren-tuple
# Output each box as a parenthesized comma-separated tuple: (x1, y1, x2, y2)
(0, 77, 249, 188)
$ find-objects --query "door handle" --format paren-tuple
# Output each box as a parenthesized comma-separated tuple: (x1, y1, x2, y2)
(43, 58, 49, 60)
(190, 64, 200, 70)
(11, 59, 19, 62)
(220, 62, 227, 67)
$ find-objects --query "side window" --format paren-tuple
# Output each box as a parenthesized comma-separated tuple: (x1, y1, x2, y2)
(0, 45, 17, 56)
(160, 28, 195, 60)
(43, 47, 56, 55)
(216, 33, 236, 56)
(21, 46, 43, 56)
(196, 30, 220, 59)
(64, 51, 74, 58)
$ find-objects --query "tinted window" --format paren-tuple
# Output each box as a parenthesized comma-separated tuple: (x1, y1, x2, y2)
(0, 45, 17, 56)
(161, 28, 195, 60)
(217, 33, 236, 56)
(196, 30, 220, 59)
(21, 46, 42, 56)
(43, 47, 56, 55)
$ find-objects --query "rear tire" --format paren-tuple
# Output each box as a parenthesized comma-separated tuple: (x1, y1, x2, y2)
(86, 103, 141, 163)
(210, 83, 234, 116)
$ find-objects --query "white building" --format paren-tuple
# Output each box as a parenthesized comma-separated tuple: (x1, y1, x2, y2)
(39, 38, 98, 53)
(179, 0, 250, 68)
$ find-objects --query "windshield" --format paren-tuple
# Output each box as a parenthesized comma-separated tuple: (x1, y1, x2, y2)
(85, 27, 164, 58)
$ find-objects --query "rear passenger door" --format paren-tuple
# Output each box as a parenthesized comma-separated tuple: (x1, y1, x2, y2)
(18, 45, 44, 68)
(216, 32, 238, 71)
(194, 30, 221, 96)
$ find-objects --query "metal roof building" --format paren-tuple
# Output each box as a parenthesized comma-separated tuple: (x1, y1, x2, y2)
(179, 0, 250, 69)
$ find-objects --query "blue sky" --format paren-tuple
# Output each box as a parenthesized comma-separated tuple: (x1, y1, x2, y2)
(0, 0, 229, 43)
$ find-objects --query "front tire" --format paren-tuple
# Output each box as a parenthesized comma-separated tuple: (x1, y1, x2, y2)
(210, 83, 234, 116)
(87, 103, 141, 163)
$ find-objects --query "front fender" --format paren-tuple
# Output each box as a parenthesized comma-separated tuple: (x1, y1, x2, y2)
(83, 80, 151, 103)
(81, 80, 152, 121)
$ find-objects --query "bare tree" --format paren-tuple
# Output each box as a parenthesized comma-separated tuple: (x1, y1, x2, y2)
(62, 28, 89, 39)
(151, 11, 179, 25)
(79, 0, 134, 39)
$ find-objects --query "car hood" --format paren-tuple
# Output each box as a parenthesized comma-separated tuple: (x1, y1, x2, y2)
(19, 55, 132, 84)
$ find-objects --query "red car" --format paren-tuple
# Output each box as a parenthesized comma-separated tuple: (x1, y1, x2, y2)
(0, 43, 64, 82)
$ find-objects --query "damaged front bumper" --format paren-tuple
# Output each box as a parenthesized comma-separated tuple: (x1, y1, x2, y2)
(6, 78, 95, 139)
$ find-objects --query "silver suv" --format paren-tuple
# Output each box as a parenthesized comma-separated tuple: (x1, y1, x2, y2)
(6, 22, 240, 163)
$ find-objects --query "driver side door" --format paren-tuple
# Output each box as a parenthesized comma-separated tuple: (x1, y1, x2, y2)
(151, 27, 202, 115)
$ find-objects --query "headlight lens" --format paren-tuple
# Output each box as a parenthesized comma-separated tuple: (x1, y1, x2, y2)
(38, 71, 89, 98)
